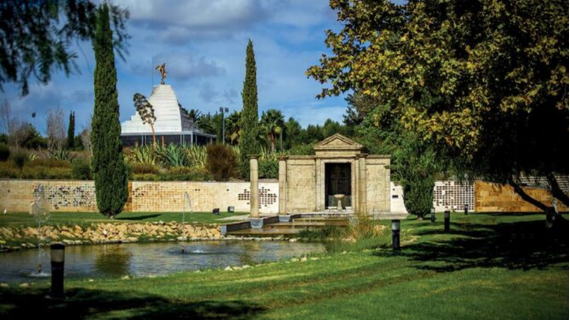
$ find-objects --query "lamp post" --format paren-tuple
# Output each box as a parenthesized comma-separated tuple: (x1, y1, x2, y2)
(49, 243, 65, 299)
(219, 107, 228, 144)
(392, 220, 401, 251)
(444, 210, 451, 233)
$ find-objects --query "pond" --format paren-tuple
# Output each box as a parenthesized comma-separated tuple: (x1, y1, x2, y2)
(0, 241, 326, 283)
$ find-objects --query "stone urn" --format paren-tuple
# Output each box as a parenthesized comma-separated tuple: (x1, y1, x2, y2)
(334, 194, 345, 211)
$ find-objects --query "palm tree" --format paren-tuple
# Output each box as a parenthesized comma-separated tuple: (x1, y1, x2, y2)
(225, 111, 242, 145)
(260, 109, 285, 152)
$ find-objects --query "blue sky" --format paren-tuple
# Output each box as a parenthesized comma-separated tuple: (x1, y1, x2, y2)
(2, 0, 349, 135)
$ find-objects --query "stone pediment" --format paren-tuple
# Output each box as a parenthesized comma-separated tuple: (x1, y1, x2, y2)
(313, 134, 363, 153)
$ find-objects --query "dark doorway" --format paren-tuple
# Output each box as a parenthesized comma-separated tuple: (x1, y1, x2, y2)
(325, 163, 352, 208)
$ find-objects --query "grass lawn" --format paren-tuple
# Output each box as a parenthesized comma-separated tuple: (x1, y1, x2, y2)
(0, 211, 246, 227)
(0, 213, 567, 319)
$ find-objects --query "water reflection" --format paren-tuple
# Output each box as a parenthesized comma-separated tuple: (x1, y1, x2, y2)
(0, 241, 325, 283)
(94, 245, 132, 276)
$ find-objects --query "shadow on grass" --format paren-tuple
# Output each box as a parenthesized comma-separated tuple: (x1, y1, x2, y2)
(117, 214, 162, 221)
(0, 287, 264, 319)
(377, 217, 569, 273)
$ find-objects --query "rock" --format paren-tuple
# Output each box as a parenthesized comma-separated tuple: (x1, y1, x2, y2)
(121, 275, 130, 280)
(19, 283, 29, 288)
(0, 283, 8, 288)
(242, 265, 251, 269)
(290, 258, 300, 262)
(289, 238, 298, 242)
(224, 266, 233, 271)
(300, 256, 307, 262)
(88, 279, 94, 282)
(310, 257, 319, 261)
(63, 239, 74, 245)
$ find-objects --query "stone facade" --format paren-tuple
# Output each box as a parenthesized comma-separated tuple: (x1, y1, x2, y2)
(0, 180, 279, 214)
(280, 134, 391, 214)
(475, 181, 568, 212)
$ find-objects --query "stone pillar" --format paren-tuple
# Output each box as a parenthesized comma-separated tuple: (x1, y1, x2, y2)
(278, 156, 288, 215)
(315, 158, 323, 211)
(250, 156, 259, 218)
(358, 155, 367, 215)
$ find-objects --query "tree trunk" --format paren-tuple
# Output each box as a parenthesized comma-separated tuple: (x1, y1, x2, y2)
(546, 172, 569, 206)
(270, 133, 275, 152)
(507, 178, 564, 228)
(150, 123, 157, 147)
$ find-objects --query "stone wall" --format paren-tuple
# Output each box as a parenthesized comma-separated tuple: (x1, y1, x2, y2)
(0, 180, 279, 214)
(365, 157, 390, 213)
(475, 181, 568, 212)
(286, 158, 316, 213)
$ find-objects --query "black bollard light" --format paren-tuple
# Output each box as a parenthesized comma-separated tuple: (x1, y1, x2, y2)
(464, 204, 468, 215)
(392, 220, 401, 251)
(50, 243, 65, 299)
(430, 207, 436, 223)
(444, 210, 451, 233)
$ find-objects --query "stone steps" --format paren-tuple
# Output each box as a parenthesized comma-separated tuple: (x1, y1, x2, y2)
(227, 228, 301, 236)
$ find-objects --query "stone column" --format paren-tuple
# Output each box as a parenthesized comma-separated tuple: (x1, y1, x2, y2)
(315, 158, 323, 211)
(278, 156, 288, 215)
(358, 155, 368, 215)
(250, 155, 259, 218)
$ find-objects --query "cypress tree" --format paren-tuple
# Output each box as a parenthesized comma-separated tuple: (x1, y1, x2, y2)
(91, 4, 128, 218)
(67, 111, 75, 149)
(238, 40, 260, 179)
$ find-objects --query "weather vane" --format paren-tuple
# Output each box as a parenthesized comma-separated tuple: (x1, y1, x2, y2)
(155, 63, 167, 85)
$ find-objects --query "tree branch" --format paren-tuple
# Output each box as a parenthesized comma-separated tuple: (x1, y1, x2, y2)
(507, 178, 550, 212)
(545, 173, 569, 207)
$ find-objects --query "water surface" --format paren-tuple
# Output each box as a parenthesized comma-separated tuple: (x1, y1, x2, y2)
(0, 241, 325, 283)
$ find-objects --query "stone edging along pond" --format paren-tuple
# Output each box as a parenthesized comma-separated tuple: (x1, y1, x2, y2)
(0, 221, 227, 251)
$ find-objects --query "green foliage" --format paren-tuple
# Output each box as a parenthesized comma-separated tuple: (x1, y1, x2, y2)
(129, 163, 159, 175)
(27, 158, 71, 169)
(239, 40, 260, 179)
(1, 0, 129, 96)
(307, 0, 569, 209)
(0, 143, 9, 161)
(260, 109, 285, 152)
(157, 144, 188, 167)
(91, 4, 129, 218)
(11, 150, 28, 170)
(206, 144, 237, 181)
(67, 111, 75, 149)
(185, 145, 207, 169)
(72, 158, 92, 180)
(258, 159, 278, 179)
(393, 134, 440, 218)
(49, 148, 74, 161)
(288, 143, 315, 155)
(133, 93, 156, 145)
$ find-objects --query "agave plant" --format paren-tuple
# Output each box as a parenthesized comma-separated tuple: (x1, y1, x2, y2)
(157, 144, 188, 167)
(126, 145, 158, 165)
(49, 148, 74, 161)
(185, 145, 207, 169)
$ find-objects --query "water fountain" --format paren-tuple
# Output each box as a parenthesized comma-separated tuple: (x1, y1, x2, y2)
(179, 192, 192, 252)
(30, 184, 50, 276)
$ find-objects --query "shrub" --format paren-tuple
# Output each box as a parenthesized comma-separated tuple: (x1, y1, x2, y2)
(72, 158, 92, 180)
(0, 143, 9, 161)
(27, 158, 72, 168)
(206, 144, 237, 181)
(11, 150, 28, 170)
(157, 144, 188, 167)
(259, 159, 278, 179)
(129, 162, 159, 175)
(288, 143, 315, 155)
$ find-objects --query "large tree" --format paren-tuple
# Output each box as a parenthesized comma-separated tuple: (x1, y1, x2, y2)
(260, 109, 285, 152)
(0, 0, 129, 95)
(307, 0, 568, 218)
(239, 40, 260, 179)
(67, 111, 75, 149)
(91, 4, 128, 218)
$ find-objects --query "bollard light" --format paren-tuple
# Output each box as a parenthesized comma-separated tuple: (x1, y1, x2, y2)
(50, 243, 65, 299)
(444, 210, 451, 233)
(464, 204, 468, 215)
(430, 207, 436, 223)
(392, 220, 401, 251)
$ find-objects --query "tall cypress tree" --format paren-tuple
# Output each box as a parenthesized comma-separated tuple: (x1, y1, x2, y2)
(91, 4, 128, 218)
(238, 39, 260, 179)
(67, 111, 75, 149)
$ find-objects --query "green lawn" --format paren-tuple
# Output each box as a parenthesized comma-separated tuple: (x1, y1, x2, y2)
(0, 213, 567, 319)
(0, 211, 246, 227)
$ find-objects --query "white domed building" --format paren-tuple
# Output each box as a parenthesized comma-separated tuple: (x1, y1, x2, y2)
(120, 84, 215, 146)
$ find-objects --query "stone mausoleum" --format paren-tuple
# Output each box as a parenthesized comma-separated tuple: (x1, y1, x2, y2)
(249, 134, 391, 217)
(120, 84, 215, 146)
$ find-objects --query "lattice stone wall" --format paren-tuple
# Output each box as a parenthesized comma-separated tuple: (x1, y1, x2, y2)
(433, 181, 475, 212)
(0, 180, 279, 214)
